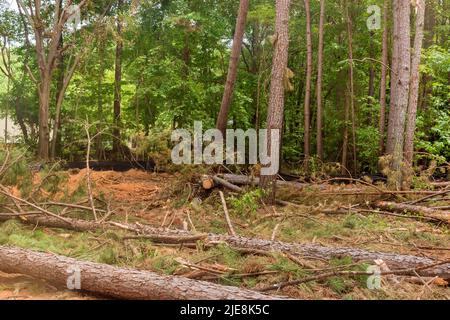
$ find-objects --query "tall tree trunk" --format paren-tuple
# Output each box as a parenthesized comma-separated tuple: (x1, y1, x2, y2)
(367, 31, 376, 115)
(316, 0, 326, 161)
(50, 4, 64, 160)
(216, 0, 250, 136)
(386, 0, 411, 189)
(341, 82, 350, 175)
(260, 0, 291, 204)
(423, 0, 435, 47)
(379, 0, 389, 154)
(303, 0, 313, 169)
(345, 1, 357, 175)
(4, 77, 9, 142)
(404, 0, 426, 165)
(38, 74, 51, 160)
(96, 41, 105, 160)
(113, 0, 124, 157)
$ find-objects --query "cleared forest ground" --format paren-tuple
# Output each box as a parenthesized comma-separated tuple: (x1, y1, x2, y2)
(0, 168, 449, 300)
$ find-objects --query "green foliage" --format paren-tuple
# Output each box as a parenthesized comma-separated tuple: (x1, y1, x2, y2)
(0, 0, 448, 175)
(268, 255, 308, 278)
(228, 189, 264, 217)
(99, 247, 119, 265)
(210, 244, 243, 269)
(151, 255, 180, 275)
(356, 126, 380, 172)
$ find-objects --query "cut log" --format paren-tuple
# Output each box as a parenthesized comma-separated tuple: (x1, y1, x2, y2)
(0, 246, 286, 300)
(212, 175, 243, 193)
(376, 201, 450, 224)
(201, 175, 215, 190)
(2, 214, 449, 278)
(221, 174, 308, 190)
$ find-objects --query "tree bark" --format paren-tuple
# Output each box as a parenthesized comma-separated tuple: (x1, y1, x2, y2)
(216, 0, 250, 136)
(404, 0, 426, 165)
(50, 0, 64, 160)
(38, 74, 51, 160)
(0, 246, 285, 300)
(259, 0, 291, 204)
(316, 0, 326, 161)
(303, 0, 313, 169)
(341, 82, 350, 175)
(379, 0, 389, 154)
(376, 201, 449, 223)
(423, 0, 435, 47)
(113, 0, 124, 157)
(386, 0, 411, 189)
(367, 32, 376, 112)
(345, 1, 357, 176)
(220, 174, 308, 190)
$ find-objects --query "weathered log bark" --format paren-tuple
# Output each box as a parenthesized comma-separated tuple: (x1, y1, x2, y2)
(3, 214, 448, 278)
(376, 201, 450, 223)
(222, 174, 308, 190)
(0, 214, 99, 232)
(207, 235, 450, 278)
(212, 175, 244, 193)
(0, 246, 285, 300)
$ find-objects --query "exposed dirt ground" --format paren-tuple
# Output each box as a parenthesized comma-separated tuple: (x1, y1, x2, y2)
(1, 169, 449, 300)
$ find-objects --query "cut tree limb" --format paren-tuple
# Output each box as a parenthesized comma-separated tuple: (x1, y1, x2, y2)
(221, 174, 308, 190)
(0, 186, 74, 225)
(0, 246, 286, 300)
(219, 191, 237, 236)
(212, 175, 243, 193)
(376, 201, 450, 223)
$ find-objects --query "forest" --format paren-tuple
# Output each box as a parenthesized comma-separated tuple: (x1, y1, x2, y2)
(0, 0, 449, 302)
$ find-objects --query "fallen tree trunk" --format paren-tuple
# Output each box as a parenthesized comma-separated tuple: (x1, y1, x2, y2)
(3, 214, 448, 278)
(221, 174, 309, 190)
(212, 175, 243, 193)
(0, 246, 285, 300)
(376, 201, 450, 223)
(206, 235, 450, 279)
(430, 181, 450, 188)
(0, 213, 101, 232)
